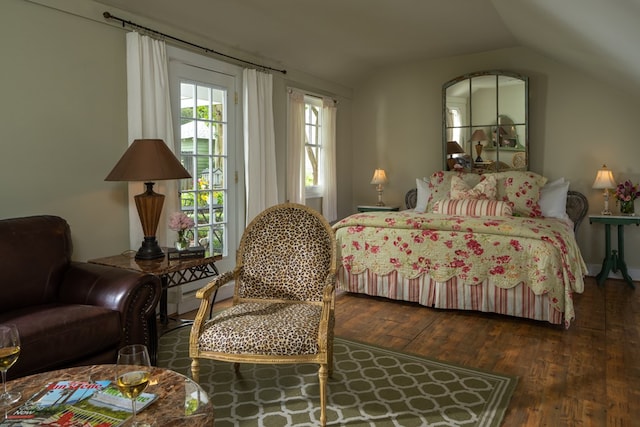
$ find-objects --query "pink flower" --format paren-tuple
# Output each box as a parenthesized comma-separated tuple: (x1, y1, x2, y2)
(615, 180, 640, 202)
(168, 212, 195, 231)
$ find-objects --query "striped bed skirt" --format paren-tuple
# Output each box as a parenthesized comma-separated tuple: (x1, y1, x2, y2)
(337, 266, 564, 325)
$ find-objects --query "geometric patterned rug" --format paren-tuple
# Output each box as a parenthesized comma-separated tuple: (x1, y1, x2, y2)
(158, 327, 516, 426)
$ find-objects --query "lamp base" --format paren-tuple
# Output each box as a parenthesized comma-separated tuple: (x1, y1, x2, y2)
(136, 236, 165, 260)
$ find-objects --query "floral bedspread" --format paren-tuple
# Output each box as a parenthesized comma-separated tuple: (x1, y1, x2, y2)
(333, 211, 587, 319)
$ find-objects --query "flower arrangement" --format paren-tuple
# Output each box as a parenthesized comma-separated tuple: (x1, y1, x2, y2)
(614, 180, 640, 215)
(169, 212, 194, 250)
(169, 212, 195, 231)
(615, 180, 640, 202)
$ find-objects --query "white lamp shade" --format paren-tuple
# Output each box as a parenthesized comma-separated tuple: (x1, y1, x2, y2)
(370, 169, 388, 185)
(592, 165, 616, 189)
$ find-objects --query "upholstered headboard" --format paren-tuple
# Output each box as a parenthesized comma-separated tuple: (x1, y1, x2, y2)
(404, 188, 588, 233)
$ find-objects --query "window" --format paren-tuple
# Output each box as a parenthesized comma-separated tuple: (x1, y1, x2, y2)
(178, 82, 228, 256)
(304, 95, 323, 198)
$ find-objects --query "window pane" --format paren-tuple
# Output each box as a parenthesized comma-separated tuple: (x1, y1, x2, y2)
(178, 81, 228, 256)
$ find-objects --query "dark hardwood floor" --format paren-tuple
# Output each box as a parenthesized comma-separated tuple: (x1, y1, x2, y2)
(179, 276, 638, 426)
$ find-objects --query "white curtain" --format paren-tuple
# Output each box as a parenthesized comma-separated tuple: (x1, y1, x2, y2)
(243, 68, 278, 224)
(286, 90, 305, 204)
(126, 32, 176, 250)
(320, 97, 337, 222)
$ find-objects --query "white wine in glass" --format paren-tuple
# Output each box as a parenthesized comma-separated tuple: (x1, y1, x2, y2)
(116, 344, 151, 427)
(0, 324, 21, 406)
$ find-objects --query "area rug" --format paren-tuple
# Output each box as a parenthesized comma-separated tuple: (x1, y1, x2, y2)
(158, 327, 516, 426)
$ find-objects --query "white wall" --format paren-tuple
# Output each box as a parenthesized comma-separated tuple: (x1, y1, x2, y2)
(351, 47, 640, 272)
(0, 0, 353, 261)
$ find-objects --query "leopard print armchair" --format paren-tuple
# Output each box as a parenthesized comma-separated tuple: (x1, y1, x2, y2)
(189, 203, 337, 426)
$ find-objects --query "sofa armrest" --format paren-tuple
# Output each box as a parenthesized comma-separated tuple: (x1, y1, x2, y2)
(58, 262, 161, 349)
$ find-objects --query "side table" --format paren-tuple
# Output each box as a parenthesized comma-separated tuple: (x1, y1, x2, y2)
(89, 250, 221, 362)
(589, 215, 640, 288)
(357, 205, 400, 213)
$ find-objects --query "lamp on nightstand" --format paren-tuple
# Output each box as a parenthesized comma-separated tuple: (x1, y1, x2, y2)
(370, 169, 388, 206)
(592, 164, 616, 215)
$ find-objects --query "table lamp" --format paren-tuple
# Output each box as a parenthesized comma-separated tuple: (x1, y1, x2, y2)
(592, 164, 616, 215)
(106, 139, 191, 259)
(471, 129, 488, 162)
(446, 141, 465, 170)
(370, 169, 388, 206)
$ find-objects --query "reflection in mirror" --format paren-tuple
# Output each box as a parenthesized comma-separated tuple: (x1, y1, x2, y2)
(442, 71, 528, 173)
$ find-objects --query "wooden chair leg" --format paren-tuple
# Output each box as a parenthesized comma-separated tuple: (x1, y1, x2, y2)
(191, 359, 200, 383)
(318, 363, 328, 426)
(328, 335, 334, 378)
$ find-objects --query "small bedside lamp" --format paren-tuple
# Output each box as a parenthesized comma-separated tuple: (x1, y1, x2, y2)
(370, 169, 388, 206)
(592, 164, 616, 215)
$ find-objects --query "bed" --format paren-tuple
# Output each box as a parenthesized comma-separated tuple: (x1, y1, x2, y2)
(333, 170, 589, 328)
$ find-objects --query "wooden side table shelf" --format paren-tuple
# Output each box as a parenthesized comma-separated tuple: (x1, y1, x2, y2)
(589, 215, 640, 288)
(357, 205, 400, 213)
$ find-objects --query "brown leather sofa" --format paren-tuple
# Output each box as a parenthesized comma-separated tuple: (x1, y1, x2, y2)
(0, 215, 162, 379)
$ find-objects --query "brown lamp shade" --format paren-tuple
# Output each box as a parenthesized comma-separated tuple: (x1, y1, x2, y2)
(446, 141, 465, 155)
(105, 139, 191, 182)
(105, 139, 191, 260)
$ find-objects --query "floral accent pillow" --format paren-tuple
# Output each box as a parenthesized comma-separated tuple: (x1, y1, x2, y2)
(450, 174, 497, 200)
(490, 171, 548, 217)
(427, 171, 481, 212)
(433, 198, 513, 216)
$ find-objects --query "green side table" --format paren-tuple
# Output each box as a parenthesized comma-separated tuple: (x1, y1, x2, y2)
(589, 214, 640, 288)
(357, 205, 400, 213)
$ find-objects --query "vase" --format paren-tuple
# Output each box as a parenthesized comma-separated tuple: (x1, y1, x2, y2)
(619, 200, 635, 216)
(175, 230, 189, 251)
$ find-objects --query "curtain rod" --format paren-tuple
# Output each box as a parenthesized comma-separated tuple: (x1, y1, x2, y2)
(103, 12, 287, 75)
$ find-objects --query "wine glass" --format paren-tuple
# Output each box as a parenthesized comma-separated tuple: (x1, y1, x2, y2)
(0, 324, 21, 406)
(116, 344, 152, 427)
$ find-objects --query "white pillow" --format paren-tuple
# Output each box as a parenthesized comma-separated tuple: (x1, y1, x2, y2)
(539, 178, 570, 220)
(415, 178, 431, 213)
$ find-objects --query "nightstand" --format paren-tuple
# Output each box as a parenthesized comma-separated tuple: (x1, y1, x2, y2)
(357, 205, 400, 213)
(589, 214, 640, 288)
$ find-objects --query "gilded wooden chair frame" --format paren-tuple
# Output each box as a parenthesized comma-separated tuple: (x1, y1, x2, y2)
(189, 203, 337, 426)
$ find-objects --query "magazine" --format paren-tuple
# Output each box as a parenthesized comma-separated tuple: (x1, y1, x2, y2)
(1, 381, 157, 427)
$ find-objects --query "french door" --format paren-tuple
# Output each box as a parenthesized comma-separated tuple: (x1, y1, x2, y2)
(168, 48, 243, 311)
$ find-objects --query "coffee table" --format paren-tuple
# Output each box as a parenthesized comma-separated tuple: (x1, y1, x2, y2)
(4, 365, 213, 426)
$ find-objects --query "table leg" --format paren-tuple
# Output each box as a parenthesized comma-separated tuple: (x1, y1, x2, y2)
(616, 224, 636, 289)
(596, 224, 613, 286)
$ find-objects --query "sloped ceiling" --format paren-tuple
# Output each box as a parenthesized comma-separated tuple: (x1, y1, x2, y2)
(94, 0, 640, 93)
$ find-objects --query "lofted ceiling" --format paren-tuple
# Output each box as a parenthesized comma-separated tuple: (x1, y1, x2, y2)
(94, 0, 640, 93)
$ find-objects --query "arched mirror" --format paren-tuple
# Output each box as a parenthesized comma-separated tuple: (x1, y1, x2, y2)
(442, 71, 528, 173)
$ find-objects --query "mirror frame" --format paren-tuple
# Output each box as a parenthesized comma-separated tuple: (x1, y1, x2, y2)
(442, 70, 529, 173)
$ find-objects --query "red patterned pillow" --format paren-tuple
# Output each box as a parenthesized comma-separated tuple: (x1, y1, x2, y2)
(427, 171, 481, 212)
(433, 198, 513, 217)
(489, 171, 548, 217)
(450, 175, 497, 200)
